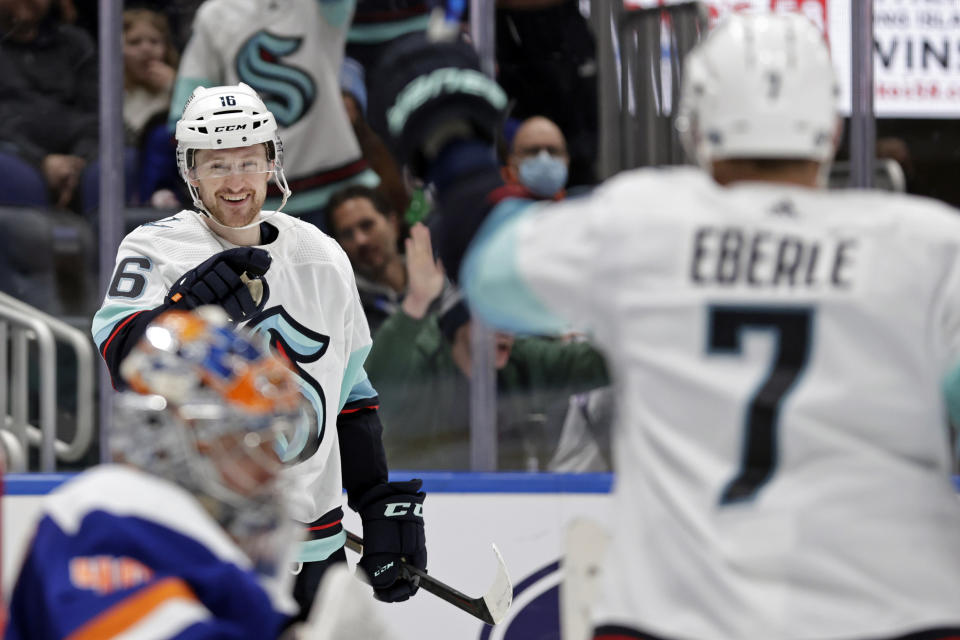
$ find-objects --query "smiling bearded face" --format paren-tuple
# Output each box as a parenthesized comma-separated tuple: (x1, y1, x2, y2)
(191, 145, 272, 228)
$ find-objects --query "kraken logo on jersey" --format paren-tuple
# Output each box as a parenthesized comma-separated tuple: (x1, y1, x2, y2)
(247, 307, 329, 464)
(235, 32, 316, 128)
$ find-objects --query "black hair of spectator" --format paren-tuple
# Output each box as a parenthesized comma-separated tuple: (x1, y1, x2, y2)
(324, 184, 395, 236)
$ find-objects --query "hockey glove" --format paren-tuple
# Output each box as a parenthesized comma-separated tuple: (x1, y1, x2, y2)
(368, 32, 508, 178)
(357, 479, 427, 602)
(165, 247, 271, 322)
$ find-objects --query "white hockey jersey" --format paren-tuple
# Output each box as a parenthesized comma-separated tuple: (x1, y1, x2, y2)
(463, 167, 960, 639)
(170, 0, 379, 215)
(92, 211, 375, 530)
(5, 465, 298, 639)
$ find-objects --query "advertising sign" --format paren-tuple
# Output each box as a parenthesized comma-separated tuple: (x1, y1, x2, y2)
(621, 0, 960, 118)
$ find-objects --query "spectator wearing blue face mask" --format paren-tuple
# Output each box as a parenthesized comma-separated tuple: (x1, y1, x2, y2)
(503, 115, 570, 201)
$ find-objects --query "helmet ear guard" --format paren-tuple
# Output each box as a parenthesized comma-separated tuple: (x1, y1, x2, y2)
(676, 12, 840, 170)
(175, 82, 292, 221)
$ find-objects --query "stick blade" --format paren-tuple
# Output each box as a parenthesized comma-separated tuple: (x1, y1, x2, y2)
(482, 543, 513, 625)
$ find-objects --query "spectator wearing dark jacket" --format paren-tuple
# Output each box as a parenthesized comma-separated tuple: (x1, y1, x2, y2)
(0, 0, 104, 212)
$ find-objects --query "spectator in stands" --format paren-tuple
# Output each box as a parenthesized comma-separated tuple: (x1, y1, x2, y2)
(503, 114, 611, 468)
(495, 0, 598, 188)
(123, 8, 182, 209)
(123, 9, 177, 142)
(340, 57, 411, 221)
(503, 115, 571, 200)
(69, 0, 204, 51)
(326, 184, 425, 333)
(169, 0, 383, 228)
(347, 0, 433, 78)
(364, 223, 608, 470)
(548, 381, 613, 472)
(0, 0, 104, 211)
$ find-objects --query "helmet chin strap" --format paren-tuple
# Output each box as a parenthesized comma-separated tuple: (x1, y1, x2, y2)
(189, 169, 292, 232)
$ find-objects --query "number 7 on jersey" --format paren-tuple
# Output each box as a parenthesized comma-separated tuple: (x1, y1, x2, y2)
(707, 305, 814, 505)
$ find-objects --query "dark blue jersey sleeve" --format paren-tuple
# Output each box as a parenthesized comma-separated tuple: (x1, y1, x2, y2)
(5, 511, 289, 640)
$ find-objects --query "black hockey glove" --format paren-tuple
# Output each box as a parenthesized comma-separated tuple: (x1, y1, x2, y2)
(368, 32, 507, 179)
(357, 479, 427, 603)
(164, 247, 271, 322)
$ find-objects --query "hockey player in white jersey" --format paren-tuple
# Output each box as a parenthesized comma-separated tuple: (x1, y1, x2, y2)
(169, 0, 380, 220)
(93, 83, 427, 621)
(371, 14, 960, 640)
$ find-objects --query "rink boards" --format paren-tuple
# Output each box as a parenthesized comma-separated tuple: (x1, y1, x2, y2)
(2, 472, 614, 640)
(5, 472, 960, 639)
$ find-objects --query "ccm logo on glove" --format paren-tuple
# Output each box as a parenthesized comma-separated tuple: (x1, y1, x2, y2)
(383, 502, 423, 517)
(357, 479, 427, 603)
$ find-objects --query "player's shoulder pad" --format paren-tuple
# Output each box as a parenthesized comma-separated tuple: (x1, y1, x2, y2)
(194, 0, 258, 21)
(606, 164, 708, 193)
(43, 465, 249, 565)
(272, 211, 341, 249)
(126, 210, 198, 239)
(582, 165, 712, 217)
(270, 212, 356, 272)
(870, 190, 960, 238)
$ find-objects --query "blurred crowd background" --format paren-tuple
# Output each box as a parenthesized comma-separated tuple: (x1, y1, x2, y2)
(1, 0, 957, 474)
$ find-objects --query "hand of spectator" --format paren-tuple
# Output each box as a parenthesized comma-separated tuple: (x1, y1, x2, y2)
(144, 60, 176, 93)
(402, 223, 445, 319)
(150, 189, 180, 209)
(43, 154, 84, 188)
(42, 154, 86, 208)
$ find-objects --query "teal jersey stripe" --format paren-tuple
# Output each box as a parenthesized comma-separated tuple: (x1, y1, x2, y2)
(92, 304, 152, 347)
(346, 377, 377, 405)
(943, 362, 960, 429)
(339, 344, 373, 412)
(347, 15, 431, 44)
(461, 199, 568, 334)
(297, 530, 347, 562)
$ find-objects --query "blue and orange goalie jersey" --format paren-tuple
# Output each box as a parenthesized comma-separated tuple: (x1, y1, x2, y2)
(4, 465, 298, 640)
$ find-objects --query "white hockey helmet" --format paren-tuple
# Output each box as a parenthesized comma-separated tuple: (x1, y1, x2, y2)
(676, 12, 839, 168)
(176, 82, 292, 222)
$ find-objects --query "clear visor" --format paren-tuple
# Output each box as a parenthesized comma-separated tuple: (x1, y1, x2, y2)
(181, 401, 316, 495)
(188, 157, 275, 180)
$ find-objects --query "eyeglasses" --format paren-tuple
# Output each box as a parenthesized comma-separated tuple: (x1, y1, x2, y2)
(514, 145, 566, 158)
(189, 158, 274, 179)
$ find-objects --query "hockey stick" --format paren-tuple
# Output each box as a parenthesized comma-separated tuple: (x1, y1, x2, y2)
(344, 529, 513, 625)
